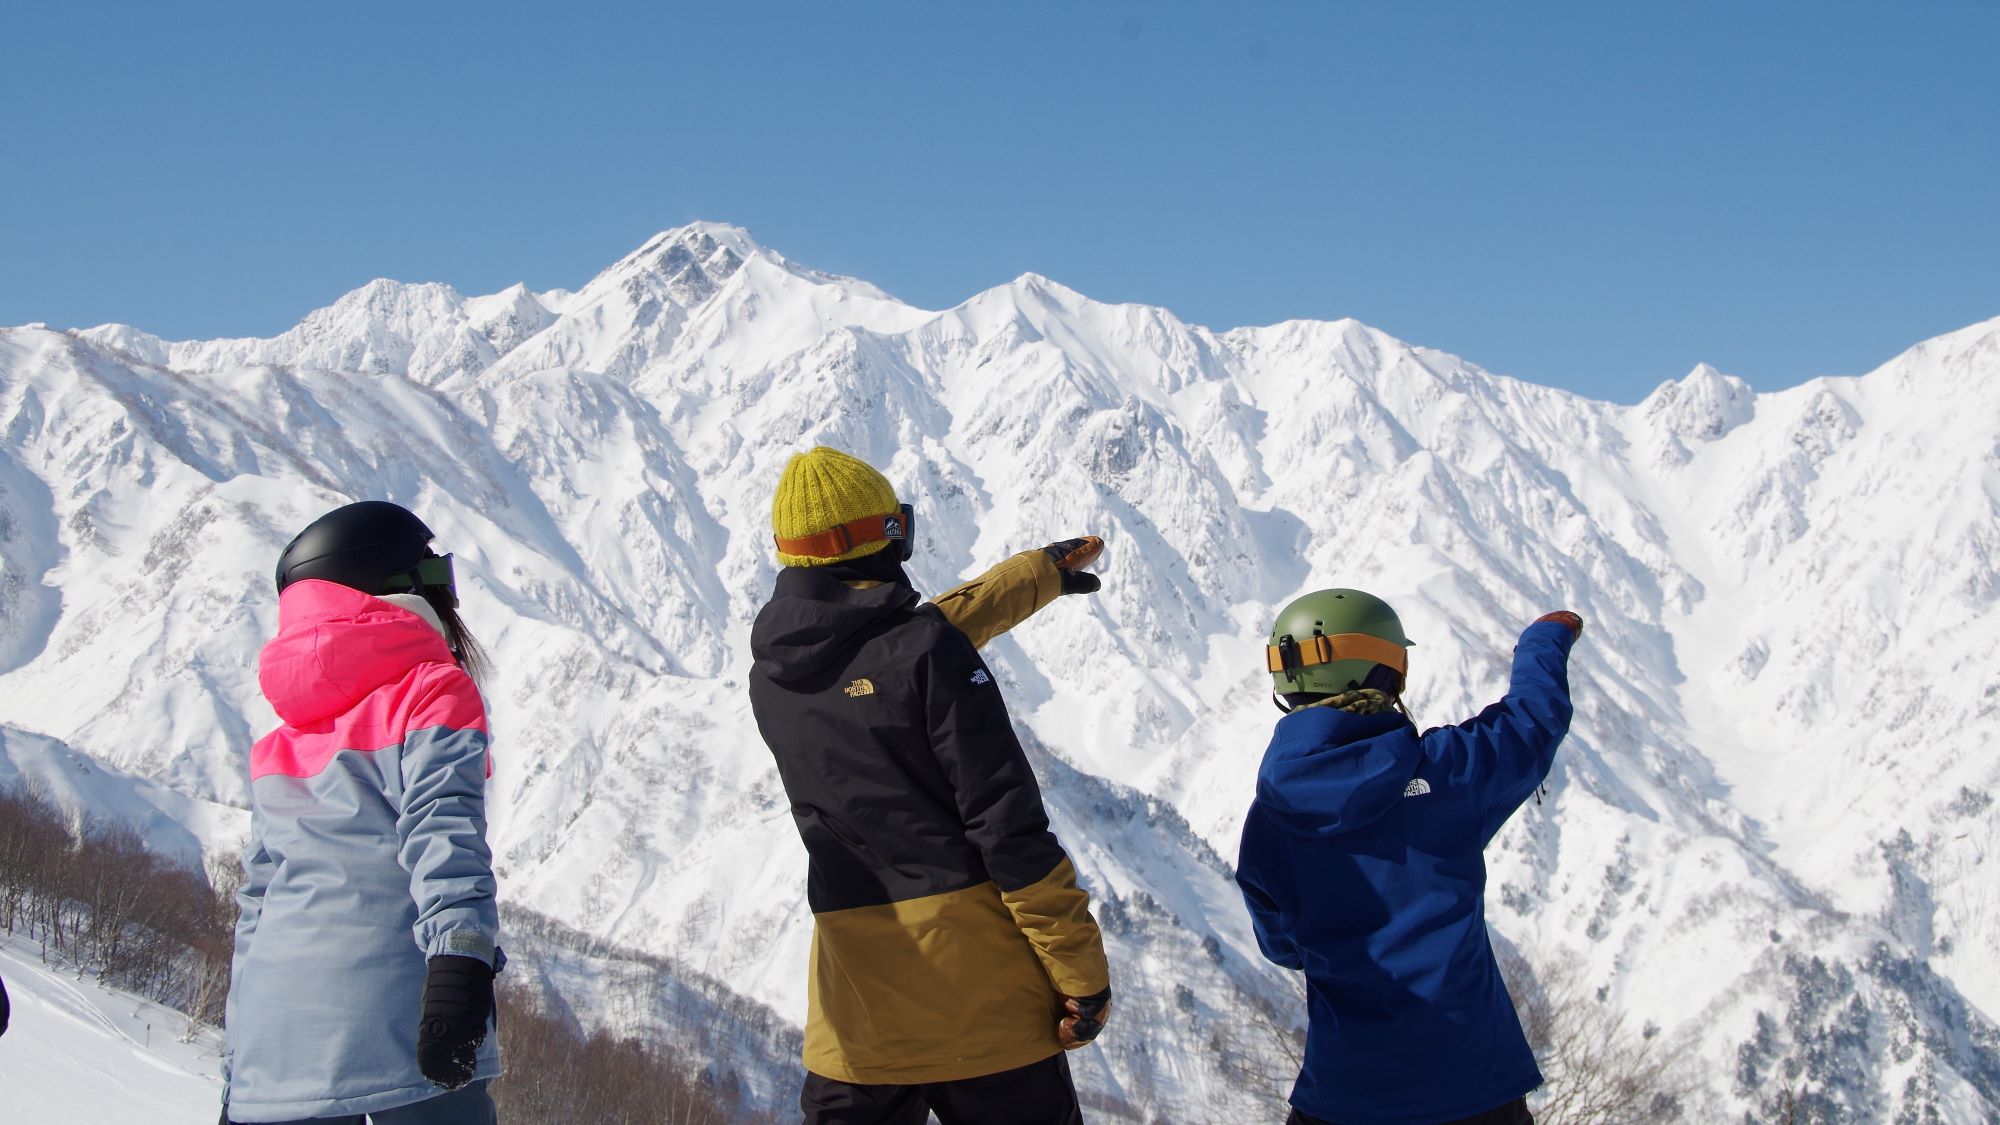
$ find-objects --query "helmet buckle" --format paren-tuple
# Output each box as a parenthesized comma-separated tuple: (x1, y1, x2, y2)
(1274, 634, 1303, 682)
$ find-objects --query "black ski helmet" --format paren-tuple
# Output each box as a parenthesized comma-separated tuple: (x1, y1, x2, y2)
(274, 501, 457, 607)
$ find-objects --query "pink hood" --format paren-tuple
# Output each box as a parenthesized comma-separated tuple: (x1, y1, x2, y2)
(258, 580, 458, 727)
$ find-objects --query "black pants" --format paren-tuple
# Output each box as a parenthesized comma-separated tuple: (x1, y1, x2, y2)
(802, 1052, 1084, 1125)
(1287, 1096, 1533, 1125)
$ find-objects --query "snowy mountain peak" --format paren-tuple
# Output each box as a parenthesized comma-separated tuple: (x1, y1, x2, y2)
(608, 225, 751, 302)
(1637, 361, 1756, 458)
(604, 223, 900, 307)
(70, 322, 171, 367)
(1875, 313, 2000, 399)
(461, 282, 561, 356)
(1007, 271, 1076, 298)
(632, 220, 765, 259)
(154, 276, 522, 386)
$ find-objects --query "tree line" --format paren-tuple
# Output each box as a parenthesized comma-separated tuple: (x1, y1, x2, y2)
(0, 779, 233, 1036)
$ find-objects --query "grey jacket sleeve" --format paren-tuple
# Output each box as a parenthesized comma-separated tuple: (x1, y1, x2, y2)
(395, 667, 500, 967)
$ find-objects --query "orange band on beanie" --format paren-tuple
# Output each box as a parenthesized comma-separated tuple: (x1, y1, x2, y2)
(1265, 632, 1408, 675)
(773, 511, 907, 560)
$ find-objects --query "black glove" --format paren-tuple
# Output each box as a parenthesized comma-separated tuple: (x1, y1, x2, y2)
(417, 954, 495, 1090)
(1058, 986, 1112, 1049)
(1042, 536, 1104, 596)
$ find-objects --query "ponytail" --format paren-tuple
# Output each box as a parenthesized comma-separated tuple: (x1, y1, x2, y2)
(424, 589, 491, 690)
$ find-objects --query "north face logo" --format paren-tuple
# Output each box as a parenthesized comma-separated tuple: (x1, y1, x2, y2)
(1403, 778, 1432, 798)
(969, 669, 991, 686)
(844, 679, 875, 697)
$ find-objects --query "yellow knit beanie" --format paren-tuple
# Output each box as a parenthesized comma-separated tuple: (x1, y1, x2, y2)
(771, 446, 901, 567)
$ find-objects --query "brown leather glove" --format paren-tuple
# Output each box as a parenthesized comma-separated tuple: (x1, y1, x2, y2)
(1534, 610, 1584, 640)
(1042, 536, 1104, 596)
(1058, 987, 1112, 1049)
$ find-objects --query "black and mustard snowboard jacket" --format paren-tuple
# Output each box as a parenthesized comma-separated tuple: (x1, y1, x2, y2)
(748, 550, 1111, 1085)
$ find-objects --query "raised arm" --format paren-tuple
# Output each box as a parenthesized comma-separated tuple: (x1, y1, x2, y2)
(1424, 613, 1581, 844)
(928, 537, 1103, 650)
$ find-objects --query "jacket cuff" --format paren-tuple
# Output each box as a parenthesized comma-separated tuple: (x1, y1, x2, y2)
(1523, 618, 1578, 652)
(997, 859, 1112, 997)
(423, 928, 499, 967)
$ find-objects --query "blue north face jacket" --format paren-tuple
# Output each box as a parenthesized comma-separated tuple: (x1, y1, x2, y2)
(1235, 619, 1576, 1125)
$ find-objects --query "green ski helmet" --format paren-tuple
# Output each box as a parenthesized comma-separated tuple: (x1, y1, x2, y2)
(1265, 588, 1413, 704)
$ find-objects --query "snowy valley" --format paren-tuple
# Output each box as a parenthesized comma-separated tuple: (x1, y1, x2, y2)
(1, 224, 1997, 1121)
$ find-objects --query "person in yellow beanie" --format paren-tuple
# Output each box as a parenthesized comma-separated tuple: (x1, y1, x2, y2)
(750, 446, 1113, 1125)
(768, 445, 908, 568)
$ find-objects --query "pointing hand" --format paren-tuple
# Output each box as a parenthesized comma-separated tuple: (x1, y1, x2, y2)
(1042, 537, 1105, 596)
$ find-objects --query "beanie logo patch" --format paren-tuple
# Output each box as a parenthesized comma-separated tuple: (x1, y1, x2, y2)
(844, 678, 876, 698)
(969, 669, 991, 686)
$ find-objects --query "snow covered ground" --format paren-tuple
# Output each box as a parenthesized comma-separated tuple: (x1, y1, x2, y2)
(0, 938, 224, 1123)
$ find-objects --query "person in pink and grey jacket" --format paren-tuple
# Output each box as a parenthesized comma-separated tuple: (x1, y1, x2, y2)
(223, 501, 502, 1125)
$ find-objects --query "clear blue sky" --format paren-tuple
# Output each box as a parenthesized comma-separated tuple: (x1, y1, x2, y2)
(3, 2, 1995, 401)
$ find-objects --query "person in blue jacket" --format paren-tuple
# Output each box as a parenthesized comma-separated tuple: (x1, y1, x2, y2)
(1235, 588, 1583, 1125)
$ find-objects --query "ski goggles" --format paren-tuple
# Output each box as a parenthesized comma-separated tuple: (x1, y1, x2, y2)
(774, 504, 915, 563)
(383, 552, 458, 608)
(1266, 632, 1408, 676)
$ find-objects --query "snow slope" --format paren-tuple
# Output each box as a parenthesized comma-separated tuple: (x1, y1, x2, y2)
(0, 937, 226, 1123)
(0, 724, 245, 868)
(2, 223, 1996, 1120)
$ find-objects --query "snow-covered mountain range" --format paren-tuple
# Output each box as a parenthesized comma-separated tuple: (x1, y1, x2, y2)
(2, 223, 1996, 1121)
